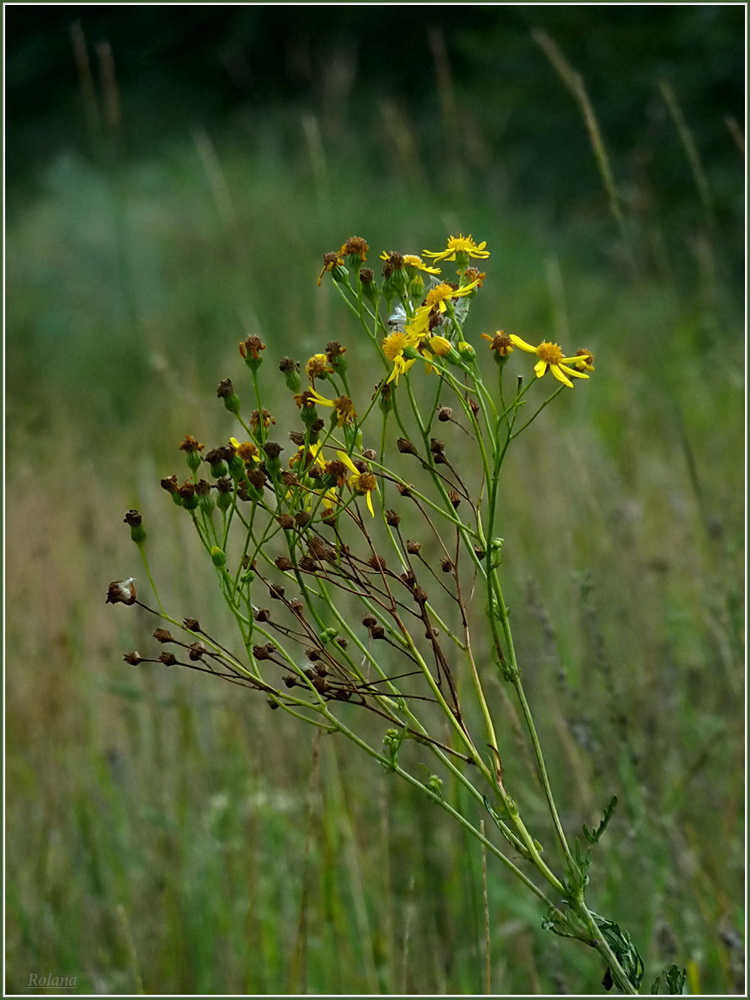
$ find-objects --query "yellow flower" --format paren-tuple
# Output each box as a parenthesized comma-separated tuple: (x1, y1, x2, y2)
(481, 331, 514, 357)
(306, 387, 357, 425)
(509, 335, 591, 388)
(423, 279, 481, 313)
(229, 437, 260, 463)
(379, 251, 442, 275)
(382, 330, 417, 385)
(423, 235, 490, 263)
(574, 349, 596, 372)
(336, 451, 377, 517)
(306, 353, 334, 381)
(317, 251, 345, 286)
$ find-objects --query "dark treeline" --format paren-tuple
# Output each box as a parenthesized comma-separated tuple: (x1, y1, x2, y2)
(6, 4, 745, 219)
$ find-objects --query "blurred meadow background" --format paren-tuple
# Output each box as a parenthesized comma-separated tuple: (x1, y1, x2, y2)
(5, 5, 745, 996)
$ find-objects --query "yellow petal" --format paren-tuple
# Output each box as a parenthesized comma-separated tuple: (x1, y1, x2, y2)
(509, 334, 538, 354)
(336, 450, 359, 476)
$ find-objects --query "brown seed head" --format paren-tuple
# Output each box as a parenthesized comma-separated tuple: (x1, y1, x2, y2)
(239, 335, 266, 360)
(179, 435, 204, 453)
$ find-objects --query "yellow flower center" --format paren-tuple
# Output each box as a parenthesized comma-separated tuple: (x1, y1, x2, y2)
(383, 331, 407, 361)
(424, 283, 454, 307)
(536, 342, 564, 365)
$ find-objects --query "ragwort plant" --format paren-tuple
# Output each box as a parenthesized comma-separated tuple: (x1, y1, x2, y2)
(108, 234, 684, 995)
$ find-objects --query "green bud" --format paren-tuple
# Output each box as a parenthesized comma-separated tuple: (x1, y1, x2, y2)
(217, 490, 233, 513)
(407, 274, 425, 299)
(331, 264, 350, 286)
(211, 546, 227, 567)
(227, 454, 246, 481)
(457, 341, 476, 363)
(319, 627, 338, 644)
(300, 403, 319, 428)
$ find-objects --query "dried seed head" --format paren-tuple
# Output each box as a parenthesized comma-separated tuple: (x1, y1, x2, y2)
(123, 651, 144, 665)
(239, 336, 266, 360)
(268, 585, 285, 600)
(362, 616, 377, 628)
(160, 475, 180, 494)
(153, 628, 174, 643)
(441, 558, 454, 573)
(406, 539, 421, 554)
(252, 644, 275, 660)
(397, 437, 417, 455)
(340, 236, 369, 261)
(385, 509, 401, 527)
(188, 643, 207, 661)
(437, 407, 453, 422)
(276, 514, 295, 529)
(448, 490, 461, 509)
(370, 625, 385, 639)
(106, 578, 137, 606)
(183, 618, 201, 631)
(254, 608, 271, 622)
(246, 469, 266, 490)
(263, 441, 283, 460)
(367, 554, 387, 570)
(158, 651, 177, 666)
(275, 556, 294, 571)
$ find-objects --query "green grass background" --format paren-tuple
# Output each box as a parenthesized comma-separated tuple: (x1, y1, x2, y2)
(6, 14, 744, 997)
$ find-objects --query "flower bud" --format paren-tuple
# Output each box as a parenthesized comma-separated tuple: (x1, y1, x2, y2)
(211, 546, 226, 567)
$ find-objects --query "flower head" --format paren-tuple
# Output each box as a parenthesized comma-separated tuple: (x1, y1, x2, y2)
(306, 387, 357, 426)
(339, 236, 369, 263)
(481, 331, 514, 359)
(423, 279, 481, 314)
(509, 335, 592, 388)
(229, 437, 260, 464)
(423, 235, 490, 264)
(379, 251, 441, 275)
(336, 451, 377, 517)
(382, 330, 417, 385)
(306, 353, 334, 381)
